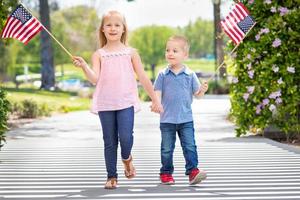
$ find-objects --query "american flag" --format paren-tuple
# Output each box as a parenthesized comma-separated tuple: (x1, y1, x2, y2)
(1, 4, 43, 45)
(221, 2, 255, 45)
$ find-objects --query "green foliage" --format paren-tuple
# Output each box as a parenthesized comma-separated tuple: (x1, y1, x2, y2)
(138, 87, 151, 102)
(207, 80, 230, 94)
(0, 88, 10, 148)
(10, 99, 52, 118)
(129, 25, 176, 69)
(180, 18, 214, 58)
(229, 0, 299, 136)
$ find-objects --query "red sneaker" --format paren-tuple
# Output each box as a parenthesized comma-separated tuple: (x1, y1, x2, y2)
(189, 168, 207, 185)
(160, 173, 175, 185)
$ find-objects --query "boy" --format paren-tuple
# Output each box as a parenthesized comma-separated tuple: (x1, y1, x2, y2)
(154, 35, 208, 185)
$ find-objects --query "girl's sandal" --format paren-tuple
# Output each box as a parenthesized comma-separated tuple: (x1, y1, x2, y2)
(104, 178, 117, 189)
(122, 155, 136, 179)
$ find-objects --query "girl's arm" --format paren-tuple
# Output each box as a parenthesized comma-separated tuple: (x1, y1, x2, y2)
(72, 52, 101, 85)
(131, 49, 163, 113)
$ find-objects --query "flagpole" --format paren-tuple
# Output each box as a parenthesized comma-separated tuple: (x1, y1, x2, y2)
(21, 3, 73, 58)
(207, 22, 257, 82)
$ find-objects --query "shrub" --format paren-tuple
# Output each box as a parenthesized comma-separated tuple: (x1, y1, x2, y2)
(229, 0, 299, 136)
(0, 89, 10, 148)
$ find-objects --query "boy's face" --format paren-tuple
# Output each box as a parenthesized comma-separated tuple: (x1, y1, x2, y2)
(165, 40, 188, 67)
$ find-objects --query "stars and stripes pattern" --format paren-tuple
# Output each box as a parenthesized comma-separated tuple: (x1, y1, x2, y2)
(220, 2, 255, 45)
(1, 4, 43, 45)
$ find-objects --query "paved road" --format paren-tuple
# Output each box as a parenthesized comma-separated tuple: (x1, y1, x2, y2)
(1, 96, 300, 200)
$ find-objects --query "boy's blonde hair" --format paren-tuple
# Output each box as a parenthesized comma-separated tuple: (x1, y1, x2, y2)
(99, 10, 128, 47)
(167, 35, 190, 53)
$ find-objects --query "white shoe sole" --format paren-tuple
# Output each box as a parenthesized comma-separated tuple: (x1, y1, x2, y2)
(189, 171, 207, 185)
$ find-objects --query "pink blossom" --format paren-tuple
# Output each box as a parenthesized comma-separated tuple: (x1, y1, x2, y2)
(243, 93, 249, 101)
(287, 66, 295, 73)
(264, 0, 271, 4)
(248, 0, 254, 4)
(261, 28, 270, 34)
(272, 38, 281, 48)
(269, 90, 281, 99)
(247, 86, 255, 94)
(232, 77, 239, 84)
(277, 78, 283, 84)
(247, 54, 252, 59)
(256, 105, 262, 114)
(279, 7, 289, 16)
(269, 104, 276, 112)
(255, 34, 260, 41)
(272, 65, 279, 72)
(248, 70, 254, 79)
(271, 7, 277, 13)
(262, 98, 270, 106)
(275, 98, 282, 104)
(247, 63, 252, 69)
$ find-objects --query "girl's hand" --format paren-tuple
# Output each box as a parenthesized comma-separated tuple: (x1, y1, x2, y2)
(150, 101, 164, 114)
(72, 56, 88, 69)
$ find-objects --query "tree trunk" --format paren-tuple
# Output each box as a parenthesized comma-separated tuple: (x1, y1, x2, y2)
(213, 1, 225, 79)
(39, 0, 55, 90)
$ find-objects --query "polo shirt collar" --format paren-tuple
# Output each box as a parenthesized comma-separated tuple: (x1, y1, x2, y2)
(164, 65, 189, 75)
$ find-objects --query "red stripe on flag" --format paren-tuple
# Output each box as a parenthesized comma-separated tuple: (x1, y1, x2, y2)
(23, 26, 42, 45)
(1, 17, 14, 37)
(225, 16, 244, 39)
(19, 19, 41, 42)
(235, 3, 248, 18)
(14, 18, 36, 40)
(221, 20, 240, 44)
(6, 19, 20, 38)
(238, 2, 250, 14)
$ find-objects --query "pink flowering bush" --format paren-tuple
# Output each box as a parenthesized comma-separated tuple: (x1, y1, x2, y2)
(229, 0, 299, 137)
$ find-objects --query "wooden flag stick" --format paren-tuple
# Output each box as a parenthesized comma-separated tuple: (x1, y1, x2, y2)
(207, 22, 257, 82)
(21, 3, 73, 58)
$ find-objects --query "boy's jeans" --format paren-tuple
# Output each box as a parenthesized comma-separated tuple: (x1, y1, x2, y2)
(98, 106, 134, 179)
(160, 121, 198, 175)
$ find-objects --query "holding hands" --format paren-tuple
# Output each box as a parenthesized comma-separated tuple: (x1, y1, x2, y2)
(151, 100, 164, 114)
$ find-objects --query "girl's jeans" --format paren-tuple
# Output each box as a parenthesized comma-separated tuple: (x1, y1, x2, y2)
(98, 106, 134, 179)
(160, 121, 198, 175)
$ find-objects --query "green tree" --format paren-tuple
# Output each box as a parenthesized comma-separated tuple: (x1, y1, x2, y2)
(129, 25, 175, 80)
(229, 0, 299, 138)
(0, 0, 18, 148)
(181, 18, 214, 58)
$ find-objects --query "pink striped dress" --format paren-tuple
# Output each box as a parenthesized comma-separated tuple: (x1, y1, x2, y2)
(91, 47, 141, 114)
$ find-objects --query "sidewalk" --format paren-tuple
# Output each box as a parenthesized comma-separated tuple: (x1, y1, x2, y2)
(1, 95, 300, 199)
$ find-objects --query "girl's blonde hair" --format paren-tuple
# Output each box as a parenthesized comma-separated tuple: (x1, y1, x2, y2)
(99, 10, 128, 47)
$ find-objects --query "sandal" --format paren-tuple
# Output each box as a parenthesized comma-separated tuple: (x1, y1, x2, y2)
(104, 178, 117, 189)
(122, 155, 136, 179)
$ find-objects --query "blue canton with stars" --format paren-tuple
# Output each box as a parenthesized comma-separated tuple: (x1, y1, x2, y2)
(238, 16, 255, 33)
(11, 5, 32, 24)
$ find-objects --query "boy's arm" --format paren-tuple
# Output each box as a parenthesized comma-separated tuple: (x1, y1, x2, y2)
(194, 81, 208, 98)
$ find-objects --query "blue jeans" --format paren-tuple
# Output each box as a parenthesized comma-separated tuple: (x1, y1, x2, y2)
(160, 121, 198, 175)
(98, 106, 134, 179)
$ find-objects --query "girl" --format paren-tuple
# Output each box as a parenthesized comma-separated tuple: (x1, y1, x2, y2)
(72, 10, 163, 189)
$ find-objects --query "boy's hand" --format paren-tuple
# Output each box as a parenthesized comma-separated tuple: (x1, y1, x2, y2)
(72, 56, 88, 69)
(200, 81, 208, 94)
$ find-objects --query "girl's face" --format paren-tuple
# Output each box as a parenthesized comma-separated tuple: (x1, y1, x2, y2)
(165, 40, 188, 67)
(102, 14, 125, 42)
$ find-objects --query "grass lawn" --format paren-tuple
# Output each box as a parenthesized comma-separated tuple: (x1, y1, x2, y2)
(4, 87, 90, 112)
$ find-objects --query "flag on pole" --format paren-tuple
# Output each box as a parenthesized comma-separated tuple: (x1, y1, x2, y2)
(1, 4, 43, 45)
(220, 2, 255, 44)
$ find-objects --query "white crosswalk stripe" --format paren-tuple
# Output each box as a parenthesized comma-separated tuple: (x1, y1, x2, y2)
(1, 142, 300, 199)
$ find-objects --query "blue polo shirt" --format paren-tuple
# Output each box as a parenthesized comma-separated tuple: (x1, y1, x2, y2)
(154, 66, 201, 124)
